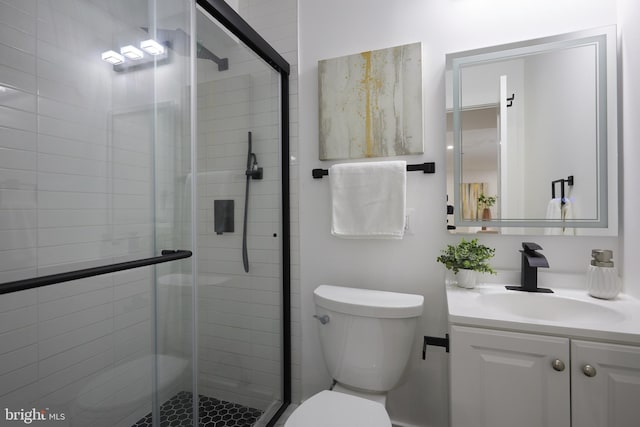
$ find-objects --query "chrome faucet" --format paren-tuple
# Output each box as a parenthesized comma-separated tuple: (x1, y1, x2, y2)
(506, 242, 553, 293)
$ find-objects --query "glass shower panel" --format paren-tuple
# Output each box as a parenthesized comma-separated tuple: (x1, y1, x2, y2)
(106, 1, 196, 426)
(0, 1, 193, 427)
(195, 8, 283, 424)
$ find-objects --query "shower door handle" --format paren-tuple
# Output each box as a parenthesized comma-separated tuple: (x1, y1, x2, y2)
(0, 250, 192, 295)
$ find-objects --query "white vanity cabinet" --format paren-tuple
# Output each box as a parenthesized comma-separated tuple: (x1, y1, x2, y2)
(450, 325, 640, 427)
(450, 325, 570, 427)
(571, 340, 640, 427)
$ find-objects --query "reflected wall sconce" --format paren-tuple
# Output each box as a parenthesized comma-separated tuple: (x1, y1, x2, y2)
(120, 45, 144, 60)
(101, 39, 169, 72)
(140, 39, 165, 56)
(101, 50, 125, 65)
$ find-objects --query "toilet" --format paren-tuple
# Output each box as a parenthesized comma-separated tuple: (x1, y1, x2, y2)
(285, 285, 424, 427)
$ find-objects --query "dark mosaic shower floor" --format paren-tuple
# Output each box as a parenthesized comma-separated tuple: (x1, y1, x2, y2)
(132, 391, 263, 427)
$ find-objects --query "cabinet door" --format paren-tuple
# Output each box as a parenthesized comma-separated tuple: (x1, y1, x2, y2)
(450, 325, 570, 427)
(572, 340, 640, 427)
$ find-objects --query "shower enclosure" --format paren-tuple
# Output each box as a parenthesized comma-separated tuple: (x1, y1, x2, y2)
(0, 0, 290, 426)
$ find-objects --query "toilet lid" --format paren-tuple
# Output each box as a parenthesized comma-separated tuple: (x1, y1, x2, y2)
(284, 390, 391, 427)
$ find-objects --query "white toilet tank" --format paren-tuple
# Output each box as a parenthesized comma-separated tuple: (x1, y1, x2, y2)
(313, 285, 424, 392)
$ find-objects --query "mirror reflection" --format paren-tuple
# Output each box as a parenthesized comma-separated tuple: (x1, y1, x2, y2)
(445, 26, 617, 235)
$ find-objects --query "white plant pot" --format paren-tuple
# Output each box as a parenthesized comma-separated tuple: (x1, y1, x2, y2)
(455, 269, 477, 289)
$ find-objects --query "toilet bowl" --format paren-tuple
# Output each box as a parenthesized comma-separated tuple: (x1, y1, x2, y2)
(285, 390, 391, 427)
(285, 285, 424, 427)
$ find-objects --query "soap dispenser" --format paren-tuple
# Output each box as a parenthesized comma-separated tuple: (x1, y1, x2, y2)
(586, 249, 621, 299)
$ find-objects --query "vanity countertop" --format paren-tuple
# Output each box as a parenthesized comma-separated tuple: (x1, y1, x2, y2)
(446, 283, 640, 345)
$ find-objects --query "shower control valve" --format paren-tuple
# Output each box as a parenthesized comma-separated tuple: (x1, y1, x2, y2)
(246, 165, 263, 180)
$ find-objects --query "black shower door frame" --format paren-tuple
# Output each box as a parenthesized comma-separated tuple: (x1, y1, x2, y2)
(195, 1, 291, 425)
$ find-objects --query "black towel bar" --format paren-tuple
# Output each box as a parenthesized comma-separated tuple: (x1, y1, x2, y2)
(312, 162, 435, 179)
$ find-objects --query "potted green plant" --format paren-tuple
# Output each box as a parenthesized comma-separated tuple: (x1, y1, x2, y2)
(477, 193, 496, 218)
(436, 238, 496, 288)
(477, 193, 497, 231)
(477, 193, 496, 209)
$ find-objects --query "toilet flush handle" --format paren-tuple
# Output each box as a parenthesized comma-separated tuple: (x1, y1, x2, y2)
(313, 314, 330, 325)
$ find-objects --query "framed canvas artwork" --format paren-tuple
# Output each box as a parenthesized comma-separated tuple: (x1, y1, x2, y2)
(318, 42, 424, 160)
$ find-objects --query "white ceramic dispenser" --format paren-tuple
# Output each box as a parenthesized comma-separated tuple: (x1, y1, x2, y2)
(586, 249, 621, 299)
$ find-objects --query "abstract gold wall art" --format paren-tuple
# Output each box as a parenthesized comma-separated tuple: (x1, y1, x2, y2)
(318, 42, 423, 160)
(461, 182, 488, 220)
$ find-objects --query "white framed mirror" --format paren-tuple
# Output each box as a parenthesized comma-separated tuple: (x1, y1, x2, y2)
(445, 26, 617, 236)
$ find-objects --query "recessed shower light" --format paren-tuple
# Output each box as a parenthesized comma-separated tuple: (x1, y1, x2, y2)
(140, 39, 165, 56)
(121, 45, 144, 60)
(101, 50, 125, 65)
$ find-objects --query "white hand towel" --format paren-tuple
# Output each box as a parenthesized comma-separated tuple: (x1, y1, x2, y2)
(544, 198, 576, 235)
(544, 198, 562, 235)
(330, 160, 406, 239)
(561, 199, 573, 220)
(546, 198, 562, 219)
(561, 199, 575, 235)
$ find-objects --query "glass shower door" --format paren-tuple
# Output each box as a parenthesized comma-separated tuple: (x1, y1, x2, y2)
(0, 1, 193, 426)
(194, 6, 284, 425)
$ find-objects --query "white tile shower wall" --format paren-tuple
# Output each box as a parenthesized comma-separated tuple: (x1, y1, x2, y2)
(0, 1, 190, 425)
(196, 70, 283, 410)
(0, 0, 37, 284)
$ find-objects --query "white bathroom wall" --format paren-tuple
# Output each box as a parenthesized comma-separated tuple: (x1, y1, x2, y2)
(620, 0, 640, 299)
(299, 1, 621, 426)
